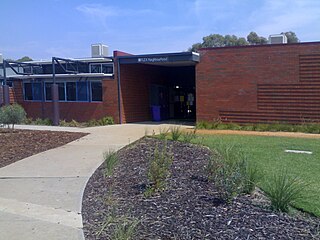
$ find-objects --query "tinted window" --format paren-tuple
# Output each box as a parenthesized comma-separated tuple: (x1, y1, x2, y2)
(24, 83, 33, 100)
(33, 82, 42, 100)
(77, 81, 88, 101)
(66, 82, 76, 101)
(91, 81, 102, 101)
(58, 82, 65, 101)
(45, 83, 52, 101)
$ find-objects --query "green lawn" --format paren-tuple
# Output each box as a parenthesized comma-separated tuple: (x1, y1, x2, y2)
(195, 134, 320, 217)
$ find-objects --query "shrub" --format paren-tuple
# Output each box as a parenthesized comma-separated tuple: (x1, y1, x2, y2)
(264, 170, 306, 212)
(103, 150, 119, 177)
(0, 104, 26, 129)
(34, 118, 52, 126)
(99, 116, 114, 126)
(181, 129, 196, 143)
(145, 143, 173, 196)
(112, 218, 139, 240)
(207, 144, 259, 202)
(170, 126, 182, 141)
(159, 127, 169, 140)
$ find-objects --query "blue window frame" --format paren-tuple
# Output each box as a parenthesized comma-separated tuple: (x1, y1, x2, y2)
(23, 82, 43, 101)
(25, 80, 102, 102)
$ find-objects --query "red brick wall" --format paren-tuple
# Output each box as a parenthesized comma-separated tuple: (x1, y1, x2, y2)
(119, 64, 167, 123)
(13, 78, 120, 123)
(196, 42, 320, 123)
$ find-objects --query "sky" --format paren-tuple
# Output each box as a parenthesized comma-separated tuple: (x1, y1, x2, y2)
(1, 0, 320, 60)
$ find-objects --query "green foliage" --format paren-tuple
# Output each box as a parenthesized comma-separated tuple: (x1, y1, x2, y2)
(264, 170, 306, 212)
(0, 104, 26, 129)
(97, 210, 138, 240)
(34, 118, 52, 125)
(145, 143, 173, 196)
(181, 129, 197, 143)
(189, 31, 299, 51)
(112, 218, 139, 240)
(247, 31, 268, 45)
(103, 150, 119, 177)
(99, 116, 114, 125)
(196, 120, 320, 134)
(198, 134, 320, 216)
(282, 31, 300, 43)
(170, 126, 182, 141)
(159, 127, 169, 140)
(207, 144, 259, 202)
(16, 56, 33, 62)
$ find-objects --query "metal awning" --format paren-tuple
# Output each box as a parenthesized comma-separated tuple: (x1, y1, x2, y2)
(1, 73, 113, 80)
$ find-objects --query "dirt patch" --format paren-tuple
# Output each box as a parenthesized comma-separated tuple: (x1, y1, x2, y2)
(0, 128, 87, 168)
(193, 129, 320, 139)
(82, 138, 319, 240)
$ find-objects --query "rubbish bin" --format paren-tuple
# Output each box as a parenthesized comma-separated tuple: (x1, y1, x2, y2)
(151, 105, 161, 121)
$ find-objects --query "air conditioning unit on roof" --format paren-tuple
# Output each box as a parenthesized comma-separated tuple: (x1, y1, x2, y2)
(268, 34, 288, 44)
(91, 44, 109, 58)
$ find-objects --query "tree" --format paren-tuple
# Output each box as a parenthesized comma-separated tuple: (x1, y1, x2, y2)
(247, 32, 267, 45)
(282, 31, 299, 43)
(0, 104, 26, 130)
(16, 56, 33, 62)
(189, 42, 202, 52)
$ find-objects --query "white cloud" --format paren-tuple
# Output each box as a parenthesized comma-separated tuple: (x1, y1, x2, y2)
(76, 4, 159, 28)
(249, 0, 320, 41)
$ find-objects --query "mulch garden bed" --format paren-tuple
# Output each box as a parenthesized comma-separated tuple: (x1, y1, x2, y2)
(0, 128, 87, 168)
(82, 137, 319, 240)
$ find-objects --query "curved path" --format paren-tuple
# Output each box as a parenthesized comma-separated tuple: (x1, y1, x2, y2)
(0, 123, 177, 240)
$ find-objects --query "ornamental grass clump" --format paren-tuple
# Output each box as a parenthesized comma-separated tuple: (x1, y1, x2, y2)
(103, 150, 119, 177)
(264, 170, 306, 213)
(181, 129, 196, 143)
(207, 144, 260, 202)
(170, 126, 182, 141)
(145, 143, 173, 197)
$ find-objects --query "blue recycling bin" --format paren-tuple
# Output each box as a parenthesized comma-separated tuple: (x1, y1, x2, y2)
(151, 105, 161, 121)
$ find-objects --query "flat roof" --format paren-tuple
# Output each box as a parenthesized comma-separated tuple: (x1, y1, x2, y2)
(118, 51, 199, 67)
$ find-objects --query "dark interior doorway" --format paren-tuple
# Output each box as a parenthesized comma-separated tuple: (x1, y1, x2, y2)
(150, 66, 196, 121)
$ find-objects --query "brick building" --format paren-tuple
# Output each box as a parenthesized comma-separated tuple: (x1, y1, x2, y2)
(1, 41, 320, 124)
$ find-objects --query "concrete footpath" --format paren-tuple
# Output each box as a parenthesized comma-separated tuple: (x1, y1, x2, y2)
(0, 123, 180, 240)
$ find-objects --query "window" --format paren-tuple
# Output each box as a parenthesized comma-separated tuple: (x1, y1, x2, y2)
(91, 81, 102, 101)
(77, 81, 88, 101)
(90, 63, 113, 74)
(45, 82, 65, 101)
(27, 80, 102, 102)
(24, 82, 43, 101)
(24, 83, 33, 100)
(66, 82, 76, 101)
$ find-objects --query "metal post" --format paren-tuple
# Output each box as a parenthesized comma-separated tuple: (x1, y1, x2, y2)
(2, 61, 10, 105)
(52, 58, 60, 126)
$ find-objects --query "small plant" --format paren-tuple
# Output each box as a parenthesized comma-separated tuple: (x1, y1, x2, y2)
(264, 170, 306, 213)
(103, 150, 119, 177)
(159, 127, 169, 140)
(99, 116, 114, 126)
(242, 164, 260, 194)
(0, 104, 26, 129)
(33, 118, 52, 126)
(112, 218, 139, 240)
(207, 144, 259, 202)
(145, 143, 173, 196)
(170, 126, 182, 141)
(181, 129, 196, 143)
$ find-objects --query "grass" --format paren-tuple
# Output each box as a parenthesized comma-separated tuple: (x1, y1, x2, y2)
(103, 150, 119, 177)
(193, 134, 320, 216)
(196, 120, 320, 134)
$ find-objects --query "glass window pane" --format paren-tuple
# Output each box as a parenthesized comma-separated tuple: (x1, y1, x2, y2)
(90, 64, 101, 73)
(45, 83, 52, 101)
(66, 82, 76, 101)
(24, 83, 33, 100)
(102, 64, 113, 74)
(58, 82, 65, 101)
(33, 82, 42, 101)
(77, 81, 88, 101)
(91, 81, 102, 102)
